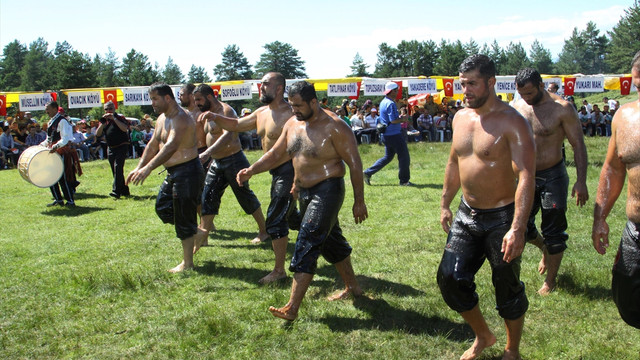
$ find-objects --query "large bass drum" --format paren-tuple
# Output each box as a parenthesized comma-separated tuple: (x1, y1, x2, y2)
(18, 146, 64, 188)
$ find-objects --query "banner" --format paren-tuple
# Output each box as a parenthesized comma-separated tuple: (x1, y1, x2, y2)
(220, 83, 253, 101)
(0, 95, 6, 116)
(171, 86, 181, 102)
(349, 82, 362, 100)
(543, 78, 562, 93)
(563, 77, 576, 96)
(122, 87, 151, 106)
(620, 77, 632, 96)
(103, 89, 118, 109)
(327, 82, 359, 97)
(363, 80, 387, 96)
(442, 78, 454, 97)
(494, 76, 517, 93)
(407, 79, 437, 95)
(18, 93, 54, 111)
(574, 77, 605, 93)
(67, 91, 102, 109)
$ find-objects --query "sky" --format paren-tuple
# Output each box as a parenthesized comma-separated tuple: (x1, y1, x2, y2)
(0, 0, 633, 81)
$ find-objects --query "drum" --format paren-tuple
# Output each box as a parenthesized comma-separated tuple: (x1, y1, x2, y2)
(18, 146, 64, 188)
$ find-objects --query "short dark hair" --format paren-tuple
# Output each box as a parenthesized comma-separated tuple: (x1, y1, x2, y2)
(193, 83, 215, 98)
(632, 50, 640, 70)
(104, 101, 115, 109)
(181, 83, 196, 95)
(46, 100, 59, 110)
(148, 83, 174, 99)
(515, 68, 543, 87)
(459, 54, 496, 79)
(288, 81, 317, 103)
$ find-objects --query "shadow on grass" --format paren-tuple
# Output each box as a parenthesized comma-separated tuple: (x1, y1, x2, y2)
(314, 266, 424, 297)
(366, 182, 442, 190)
(43, 205, 107, 216)
(211, 229, 263, 242)
(195, 262, 291, 288)
(74, 192, 110, 200)
(558, 273, 611, 300)
(319, 296, 472, 341)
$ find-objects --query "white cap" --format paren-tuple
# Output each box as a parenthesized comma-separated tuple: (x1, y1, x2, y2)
(384, 81, 398, 94)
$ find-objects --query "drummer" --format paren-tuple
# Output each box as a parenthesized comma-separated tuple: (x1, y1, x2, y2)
(41, 101, 82, 208)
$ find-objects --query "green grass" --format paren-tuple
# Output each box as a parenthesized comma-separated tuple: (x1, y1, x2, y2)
(1, 137, 639, 359)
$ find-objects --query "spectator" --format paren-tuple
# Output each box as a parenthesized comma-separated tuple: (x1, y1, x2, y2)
(590, 104, 604, 136)
(582, 99, 593, 113)
(130, 124, 146, 156)
(24, 111, 37, 125)
(320, 97, 329, 109)
(25, 124, 41, 147)
(336, 107, 351, 126)
(578, 106, 590, 134)
(350, 109, 365, 144)
(604, 96, 617, 111)
(34, 123, 46, 143)
(12, 123, 28, 151)
(95, 101, 131, 198)
(362, 107, 379, 143)
(566, 96, 577, 111)
(602, 105, 613, 137)
(417, 109, 435, 141)
(71, 125, 90, 162)
(0, 125, 18, 167)
(423, 95, 439, 117)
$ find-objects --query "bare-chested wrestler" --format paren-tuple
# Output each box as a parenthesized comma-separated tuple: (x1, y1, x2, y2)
(438, 55, 535, 360)
(178, 83, 205, 151)
(205, 72, 301, 284)
(236, 81, 367, 321)
(592, 50, 640, 329)
(126, 83, 207, 273)
(513, 68, 589, 296)
(192, 84, 269, 249)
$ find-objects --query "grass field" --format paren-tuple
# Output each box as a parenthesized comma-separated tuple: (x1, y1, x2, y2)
(1, 136, 639, 359)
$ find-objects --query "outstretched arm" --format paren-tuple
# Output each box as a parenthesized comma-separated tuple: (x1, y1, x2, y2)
(207, 109, 258, 133)
(237, 118, 292, 186)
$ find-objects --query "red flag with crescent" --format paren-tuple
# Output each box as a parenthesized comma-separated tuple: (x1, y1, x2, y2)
(349, 81, 362, 100)
(211, 85, 221, 98)
(49, 92, 57, 101)
(393, 81, 403, 100)
(257, 83, 262, 99)
(620, 77, 632, 96)
(563, 77, 576, 96)
(0, 95, 6, 116)
(103, 89, 118, 109)
(443, 78, 454, 97)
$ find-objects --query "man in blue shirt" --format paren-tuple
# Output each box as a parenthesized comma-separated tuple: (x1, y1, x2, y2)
(363, 81, 412, 186)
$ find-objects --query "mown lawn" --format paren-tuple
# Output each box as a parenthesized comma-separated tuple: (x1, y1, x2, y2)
(0, 136, 638, 359)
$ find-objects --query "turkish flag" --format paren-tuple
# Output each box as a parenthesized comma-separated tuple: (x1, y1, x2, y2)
(0, 95, 6, 116)
(257, 83, 262, 99)
(442, 78, 454, 97)
(563, 77, 576, 96)
(349, 82, 362, 100)
(393, 81, 403, 100)
(211, 85, 221, 98)
(103, 89, 118, 109)
(50, 92, 57, 101)
(620, 77, 632, 96)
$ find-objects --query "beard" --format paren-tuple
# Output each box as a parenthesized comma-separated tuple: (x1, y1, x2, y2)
(294, 108, 313, 121)
(464, 92, 490, 109)
(524, 88, 544, 106)
(260, 92, 274, 104)
(179, 98, 190, 107)
(197, 99, 212, 112)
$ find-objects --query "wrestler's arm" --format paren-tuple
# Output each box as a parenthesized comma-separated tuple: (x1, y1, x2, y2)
(440, 116, 461, 233)
(592, 115, 626, 255)
(237, 118, 293, 185)
(562, 103, 589, 206)
(209, 109, 258, 133)
(502, 113, 536, 263)
(332, 117, 368, 224)
(199, 128, 234, 162)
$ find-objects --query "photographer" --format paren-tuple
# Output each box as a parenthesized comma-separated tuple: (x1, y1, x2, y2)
(96, 101, 131, 198)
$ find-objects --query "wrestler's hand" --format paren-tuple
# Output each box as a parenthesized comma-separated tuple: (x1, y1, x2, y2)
(501, 229, 525, 263)
(202, 111, 217, 123)
(199, 151, 210, 165)
(290, 182, 299, 201)
(126, 166, 151, 186)
(440, 207, 453, 233)
(591, 219, 610, 255)
(352, 200, 368, 224)
(571, 181, 589, 207)
(236, 168, 252, 187)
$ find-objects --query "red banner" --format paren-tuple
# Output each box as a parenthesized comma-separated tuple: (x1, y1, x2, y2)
(50, 92, 57, 101)
(620, 77, 632, 96)
(563, 77, 576, 96)
(394, 81, 402, 100)
(349, 81, 362, 100)
(0, 95, 6, 116)
(256, 83, 262, 99)
(103, 89, 118, 109)
(211, 85, 221, 97)
(442, 78, 454, 97)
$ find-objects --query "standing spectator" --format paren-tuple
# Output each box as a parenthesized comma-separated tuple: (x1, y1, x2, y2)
(363, 81, 412, 186)
(96, 101, 131, 199)
(582, 99, 593, 113)
(130, 125, 146, 156)
(423, 95, 439, 117)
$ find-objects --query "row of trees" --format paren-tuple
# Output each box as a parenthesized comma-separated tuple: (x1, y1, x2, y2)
(1, 2, 638, 93)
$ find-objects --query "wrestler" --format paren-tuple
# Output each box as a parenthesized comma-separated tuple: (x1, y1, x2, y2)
(205, 72, 300, 284)
(126, 83, 207, 273)
(193, 84, 269, 248)
(236, 81, 367, 321)
(438, 55, 535, 360)
(513, 68, 589, 295)
(178, 83, 205, 153)
(592, 50, 640, 329)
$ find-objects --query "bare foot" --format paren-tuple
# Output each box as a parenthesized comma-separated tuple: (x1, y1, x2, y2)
(460, 334, 497, 360)
(327, 288, 364, 301)
(502, 348, 522, 360)
(537, 281, 555, 296)
(269, 304, 297, 321)
(259, 270, 287, 284)
(250, 232, 271, 245)
(192, 228, 209, 255)
(168, 261, 193, 273)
